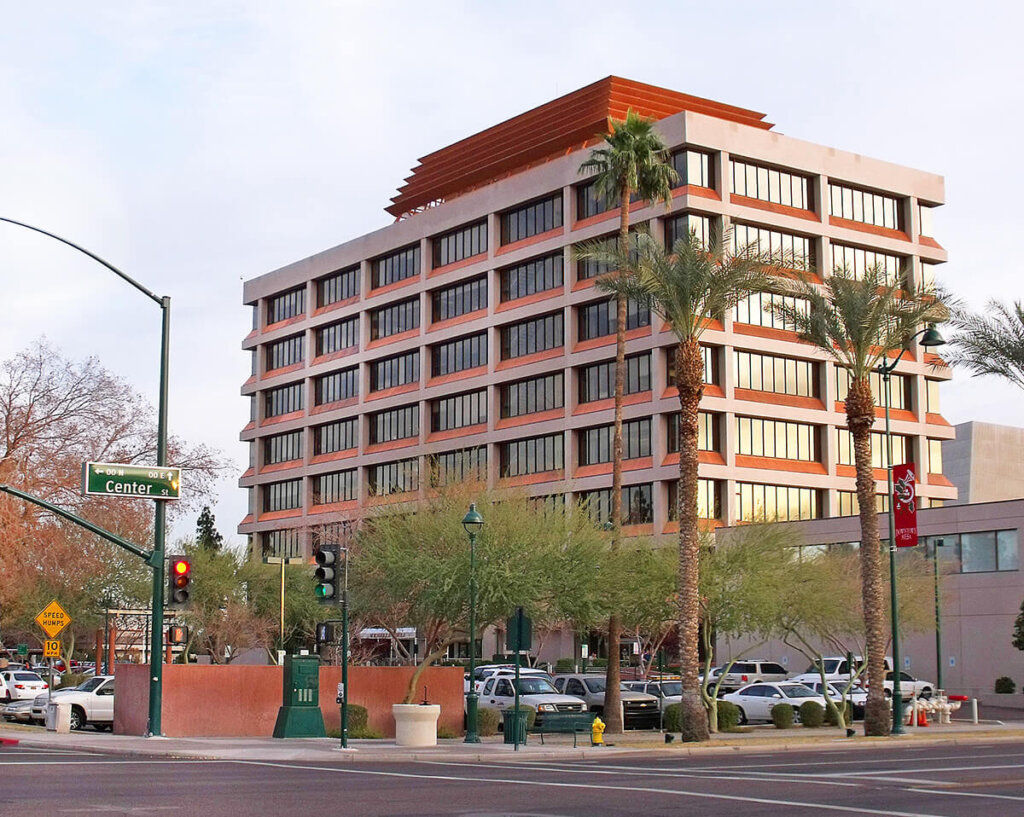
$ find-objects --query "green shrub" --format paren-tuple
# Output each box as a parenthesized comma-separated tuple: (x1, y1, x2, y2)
(477, 707, 499, 737)
(554, 658, 576, 673)
(799, 701, 825, 728)
(519, 704, 537, 730)
(348, 725, 384, 739)
(716, 700, 741, 732)
(589, 658, 608, 668)
(437, 726, 458, 739)
(663, 702, 685, 733)
(346, 705, 368, 731)
(771, 703, 794, 729)
(824, 700, 853, 726)
(57, 673, 89, 689)
(995, 676, 1016, 694)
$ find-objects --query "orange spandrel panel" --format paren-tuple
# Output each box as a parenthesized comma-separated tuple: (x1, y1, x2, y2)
(386, 76, 773, 218)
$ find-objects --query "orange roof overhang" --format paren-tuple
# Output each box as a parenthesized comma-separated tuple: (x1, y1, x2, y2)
(386, 76, 773, 218)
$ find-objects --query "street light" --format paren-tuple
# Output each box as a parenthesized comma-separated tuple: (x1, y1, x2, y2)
(0, 216, 171, 737)
(876, 323, 945, 735)
(264, 556, 304, 661)
(462, 503, 484, 744)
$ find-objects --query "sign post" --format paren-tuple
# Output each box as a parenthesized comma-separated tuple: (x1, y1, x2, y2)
(36, 600, 71, 708)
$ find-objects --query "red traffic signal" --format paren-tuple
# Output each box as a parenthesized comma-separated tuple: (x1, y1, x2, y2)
(168, 557, 192, 607)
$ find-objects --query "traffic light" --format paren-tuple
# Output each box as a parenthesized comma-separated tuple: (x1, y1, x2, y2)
(315, 545, 340, 604)
(166, 625, 189, 645)
(167, 557, 192, 608)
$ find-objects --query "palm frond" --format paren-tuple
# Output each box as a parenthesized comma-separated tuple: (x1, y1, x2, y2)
(944, 300, 1024, 391)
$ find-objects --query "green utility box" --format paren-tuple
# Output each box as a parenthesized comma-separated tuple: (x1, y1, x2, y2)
(272, 655, 326, 738)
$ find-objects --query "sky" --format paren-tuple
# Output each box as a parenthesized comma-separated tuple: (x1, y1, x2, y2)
(1, 1, 1021, 548)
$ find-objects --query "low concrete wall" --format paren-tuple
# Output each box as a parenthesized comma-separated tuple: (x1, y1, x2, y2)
(114, 663, 463, 738)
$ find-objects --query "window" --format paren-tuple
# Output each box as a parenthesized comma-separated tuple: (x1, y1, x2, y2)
(372, 244, 420, 289)
(370, 350, 419, 391)
(265, 430, 303, 465)
(369, 404, 419, 445)
(500, 432, 563, 477)
(266, 334, 304, 371)
(267, 287, 305, 324)
(576, 234, 617, 281)
(500, 252, 563, 301)
(665, 213, 712, 250)
(736, 417, 818, 461)
(430, 446, 487, 486)
(918, 204, 935, 237)
(837, 491, 888, 516)
(431, 390, 487, 432)
(317, 266, 359, 307)
(369, 458, 420, 496)
(671, 149, 712, 189)
(261, 528, 301, 559)
(313, 469, 357, 504)
(578, 298, 650, 341)
(732, 291, 809, 332)
(836, 430, 908, 469)
(959, 531, 1019, 573)
(576, 178, 639, 220)
(369, 297, 420, 340)
(732, 222, 813, 269)
(730, 159, 811, 210)
(500, 193, 563, 244)
(264, 479, 302, 512)
(829, 182, 902, 230)
(578, 352, 650, 403)
(431, 276, 487, 322)
(926, 380, 941, 414)
(579, 418, 651, 465)
(432, 220, 487, 268)
(313, 418, 358, 455)
(668, 479, 722, 520)
(668, 346, 718, 387)
(735, 482, 820, 521)
(500, 372, 564, 418)
(580, 484, 653, 525)
(431, 332, 488, 376)
(500, 312, 564, 359)
(315, 317, 359, 356)
(265, 382, 304, 418)
(734, 350, 817, 397)
(314, 367, 358, 405)
(831, 243, 906, 288)
(835, 370, 909, 410)
(928, 439, 943, 474)
(667, 412, 719, 453)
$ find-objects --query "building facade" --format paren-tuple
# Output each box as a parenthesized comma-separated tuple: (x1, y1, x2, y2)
(945, 421, 1024, 506)
(239, 76, 954, 559)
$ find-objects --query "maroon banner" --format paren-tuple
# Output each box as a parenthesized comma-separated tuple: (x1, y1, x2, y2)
(892, 462, 919, 547)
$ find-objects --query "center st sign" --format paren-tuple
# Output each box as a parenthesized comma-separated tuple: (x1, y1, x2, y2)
(82, 462, 181, 500)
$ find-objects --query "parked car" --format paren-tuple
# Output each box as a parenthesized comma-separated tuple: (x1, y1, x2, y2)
(801, 680, 871, 719)
(789, 655, 893, 686)
(553, 674, 661, 729)
(715, 660, 789, 692)
(477, 675, 586, 728)
(722, 682, 828, 724)
(465, 665, 550, 693)
(622, 679, 682, 711)
(1, 699, 35, 723)
(1, 671, 49, 701)
(882, 671, 934, 701)
(30, 675, 114, 731)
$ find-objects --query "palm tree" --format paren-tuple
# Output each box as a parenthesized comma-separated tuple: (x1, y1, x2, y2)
(771, 264, 945, 736)
(577, 110, 677, 734)
(597, 228, 775, 741)
(944, 299, 1024, 391)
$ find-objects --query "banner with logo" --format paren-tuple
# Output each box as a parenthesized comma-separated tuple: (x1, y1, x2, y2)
(892, 462, 918, 547)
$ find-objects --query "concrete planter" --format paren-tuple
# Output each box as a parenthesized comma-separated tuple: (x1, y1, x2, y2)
(392, 703, 441, 747)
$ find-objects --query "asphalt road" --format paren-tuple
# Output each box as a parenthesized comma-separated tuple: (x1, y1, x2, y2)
(2, 741, 1024, 816)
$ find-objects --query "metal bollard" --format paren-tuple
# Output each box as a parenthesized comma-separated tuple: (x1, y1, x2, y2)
(971, 698, 978, 724)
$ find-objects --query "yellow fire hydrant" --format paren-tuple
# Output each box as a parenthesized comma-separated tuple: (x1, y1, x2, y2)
(591, 715, 606, 746)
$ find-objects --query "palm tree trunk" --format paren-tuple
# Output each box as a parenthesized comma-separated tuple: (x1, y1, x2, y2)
(846, 377, 891, 736)
(604, 185, 632, 735)
(675, 339, 709, 742)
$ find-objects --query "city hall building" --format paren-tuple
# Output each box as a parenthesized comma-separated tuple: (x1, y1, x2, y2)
(238, 76, 954, 559)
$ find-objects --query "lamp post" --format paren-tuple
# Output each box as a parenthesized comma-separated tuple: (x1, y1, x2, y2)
(932, 538, 945, 692)
(264, 556, 303, 660)
(462, 503, 484, 744)
(339, 543, 350, 750)
(876, 323, 945, 735)
(0, 216, 171, 737)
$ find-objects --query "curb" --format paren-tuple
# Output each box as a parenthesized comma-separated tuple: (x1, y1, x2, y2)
(0, 737, 20, 746)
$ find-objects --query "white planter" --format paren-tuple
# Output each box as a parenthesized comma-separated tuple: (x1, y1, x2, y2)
(392, 703, 441, 747)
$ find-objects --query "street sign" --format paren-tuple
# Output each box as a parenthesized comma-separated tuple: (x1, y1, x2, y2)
(16, 643, 27, 657)
(505, 607, 532, 653)
(82, 462, 182, 500)
(43, 640, 60, 658)
(36, 600, 72, 638)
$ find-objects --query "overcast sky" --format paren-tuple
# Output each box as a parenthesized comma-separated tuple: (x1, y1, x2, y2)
(1, 1, 1020, 548)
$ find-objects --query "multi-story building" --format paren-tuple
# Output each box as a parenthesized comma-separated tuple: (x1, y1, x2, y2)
(239, 76, 954, 559)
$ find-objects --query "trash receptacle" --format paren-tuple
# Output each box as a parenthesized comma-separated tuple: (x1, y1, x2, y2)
(45, 701, 71, 734)
(501, 709, 528, 745)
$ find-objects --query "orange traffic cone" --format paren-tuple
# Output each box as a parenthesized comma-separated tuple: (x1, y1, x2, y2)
(917, 707, 928, 727)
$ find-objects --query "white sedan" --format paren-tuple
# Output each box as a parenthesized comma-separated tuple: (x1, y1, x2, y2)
(722, 682, 828, 724)
(1, 671, 49, 701)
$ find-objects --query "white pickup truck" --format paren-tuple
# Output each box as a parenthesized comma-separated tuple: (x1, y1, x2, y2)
(31, 675, 115, 731)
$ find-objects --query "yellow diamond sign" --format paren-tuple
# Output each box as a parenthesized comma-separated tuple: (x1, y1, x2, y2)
(35, 600, 71, 639)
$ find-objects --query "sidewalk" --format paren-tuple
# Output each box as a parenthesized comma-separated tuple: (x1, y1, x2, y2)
(3, 719, 1023, 763)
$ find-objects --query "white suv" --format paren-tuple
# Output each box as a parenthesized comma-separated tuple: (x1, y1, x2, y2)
(789, 656, 893, 686)
(477, 675, 586, 727)
(31, 675, 114, 731)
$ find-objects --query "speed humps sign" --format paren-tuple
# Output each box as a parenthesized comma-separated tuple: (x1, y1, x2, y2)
(36, 600, 71, 639)
(83, 462, 181, 500)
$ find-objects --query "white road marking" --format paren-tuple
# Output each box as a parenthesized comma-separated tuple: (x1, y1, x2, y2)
(683, 751, 1024, 772)
(231, 759, 948, 817)
(910, 788, 1024, 803)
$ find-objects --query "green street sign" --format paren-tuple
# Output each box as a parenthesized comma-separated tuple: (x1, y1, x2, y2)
(83, 462, 182, 500)
(16, 643, 27, 657)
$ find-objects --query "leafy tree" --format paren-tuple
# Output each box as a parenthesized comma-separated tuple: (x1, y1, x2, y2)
(608, 542, 675, 679)
(353, 485, 608, 703)
(593, 228, 775, 741)
(195, 506, 224, 552)
(945, 299, 1024, 391)
(578, 110, 677, 734)
(771, 264, 945, 735)
(1013, 600, 1024, 652)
